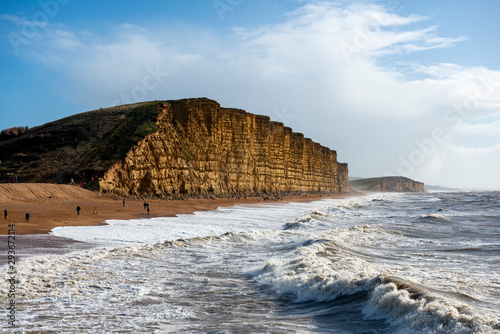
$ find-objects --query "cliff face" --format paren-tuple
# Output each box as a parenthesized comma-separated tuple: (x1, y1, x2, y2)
(374, 177, 424, 192)
(350, 176, 424, 192)
(99, 98, 349, 197)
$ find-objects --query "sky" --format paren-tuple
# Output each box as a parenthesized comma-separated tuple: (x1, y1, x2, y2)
(1, 0, 500, 189)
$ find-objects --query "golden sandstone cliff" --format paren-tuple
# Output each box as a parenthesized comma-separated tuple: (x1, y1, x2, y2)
(99, 98, 350, 198)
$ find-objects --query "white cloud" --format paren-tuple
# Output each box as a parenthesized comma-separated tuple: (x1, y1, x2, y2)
(7, 2, 500, 188)
(0, 14, 48, 27)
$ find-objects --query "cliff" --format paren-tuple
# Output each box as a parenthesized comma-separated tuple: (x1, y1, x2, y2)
(349, 176, 424, 192)
(99, 98, 350, 197)
(0, 98, 350, 197)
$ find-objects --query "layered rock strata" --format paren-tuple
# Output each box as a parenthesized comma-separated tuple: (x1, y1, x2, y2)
(350, 176, 424, 192)
(372, 177, 424, 192)
(99, 98, 350, 197)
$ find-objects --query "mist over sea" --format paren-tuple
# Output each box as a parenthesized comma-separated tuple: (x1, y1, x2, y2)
(2, 191, 499, 333)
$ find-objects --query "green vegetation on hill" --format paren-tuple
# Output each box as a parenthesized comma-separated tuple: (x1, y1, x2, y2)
(81, 102, 163, 166)
(349, 177, 385, 191)
(0, 101, 165, 189)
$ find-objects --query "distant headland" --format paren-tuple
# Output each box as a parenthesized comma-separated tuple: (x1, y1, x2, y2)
(350, 176, 424, 192)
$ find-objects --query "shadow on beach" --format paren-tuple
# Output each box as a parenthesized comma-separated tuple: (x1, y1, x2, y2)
(0, 234, 97, 264)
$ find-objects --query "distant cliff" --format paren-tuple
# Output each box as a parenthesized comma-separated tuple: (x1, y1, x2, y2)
(100, 98, 350, 197)
(0, 98, 350, 197)
(349, 176, 424, 192)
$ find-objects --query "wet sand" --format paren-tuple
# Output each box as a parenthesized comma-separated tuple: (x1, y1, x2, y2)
(0, 184, 357, 262)
(1, 183, 356, 235)
(0, 234, 96, 263)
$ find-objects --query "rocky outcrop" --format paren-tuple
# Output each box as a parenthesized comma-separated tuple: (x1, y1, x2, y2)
(99, 98, 350, 197)
(349, 176, 424, 192)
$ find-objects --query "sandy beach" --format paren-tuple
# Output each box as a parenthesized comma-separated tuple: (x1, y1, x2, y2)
(0, 183, 355, 235)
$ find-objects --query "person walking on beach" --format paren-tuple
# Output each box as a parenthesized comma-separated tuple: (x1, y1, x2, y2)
(123, 199, 126, 207)
(4, 209, 7, 220)
(25, 212, 30, 223)
(77, 206, 81, 215)
(147, 205, 150, 215)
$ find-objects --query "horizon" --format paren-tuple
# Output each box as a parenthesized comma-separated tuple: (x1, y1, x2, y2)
(1, 1, 500, 189)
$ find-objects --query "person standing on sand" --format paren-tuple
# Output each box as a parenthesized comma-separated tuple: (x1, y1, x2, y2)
(4, 209, 7, 220)
(123, 199, 125, 207)
(77, 206, 81, 215)
(25, 212, 30, 223)
(147, 205, 150, 215)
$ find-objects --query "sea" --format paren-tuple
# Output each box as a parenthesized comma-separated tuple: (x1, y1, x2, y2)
(1, 191, 499, 333)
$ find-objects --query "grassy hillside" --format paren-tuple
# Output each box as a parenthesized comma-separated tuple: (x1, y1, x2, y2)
(349, 177, 385, 191)
(0, 101, 164, 189)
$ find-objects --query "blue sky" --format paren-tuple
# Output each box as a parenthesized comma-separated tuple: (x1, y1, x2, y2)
(1, 0, 500, 189)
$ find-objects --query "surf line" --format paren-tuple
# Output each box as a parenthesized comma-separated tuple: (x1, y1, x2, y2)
(6, 222, 17, 328)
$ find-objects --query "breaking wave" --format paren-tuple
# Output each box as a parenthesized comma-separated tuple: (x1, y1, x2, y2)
(251, 229, 500, 334)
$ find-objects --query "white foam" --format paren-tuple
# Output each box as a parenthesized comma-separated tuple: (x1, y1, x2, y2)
(364, 282, 499, 334)
(251, 230, 500, 333)
(420, 213, 451, 220)
(251, 234, 381, 303)
(50, 197, 371, 246)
